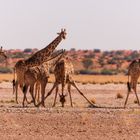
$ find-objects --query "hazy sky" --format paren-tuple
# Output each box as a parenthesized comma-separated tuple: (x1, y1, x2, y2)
(0, 0, 140, 50)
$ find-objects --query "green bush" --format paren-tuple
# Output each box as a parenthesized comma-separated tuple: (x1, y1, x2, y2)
(79, 70, 99, 75)
(101, 69, 117, 75)
(82, 58, 93, 69)
(0, 67, 12, 73)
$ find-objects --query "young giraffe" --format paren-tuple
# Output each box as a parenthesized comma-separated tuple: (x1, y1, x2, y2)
(33, 50, 66, 104)
(13, 29, 67, 104)
(22, 62, 50, 107)
(124, 59, 140, 107)
(13, 49, 65, 104)
(38, 55, 95, 107)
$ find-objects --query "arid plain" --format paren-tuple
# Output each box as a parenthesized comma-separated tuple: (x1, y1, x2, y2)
(0, 74, 140, 140)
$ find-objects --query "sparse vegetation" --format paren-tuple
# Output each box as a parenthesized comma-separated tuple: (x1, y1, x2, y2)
(90, 98, 96, 104)
(134, 99, 139, 104)
(0, 73, 130, 84)
(82, 58, 93, 70)
(116, 93, 123, 99)
(0, 67, 12, 73)
(0, 99, 15, 103)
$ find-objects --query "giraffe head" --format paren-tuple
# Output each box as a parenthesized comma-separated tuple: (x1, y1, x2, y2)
(57, 29, 67, 39)
(59, 93, 67, 107)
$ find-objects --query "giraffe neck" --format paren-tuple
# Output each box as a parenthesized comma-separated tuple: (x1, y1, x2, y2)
(24, 35, 63, 67)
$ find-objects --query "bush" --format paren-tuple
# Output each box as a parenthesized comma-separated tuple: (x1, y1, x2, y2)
(116, 93, 123, 99)
(101, 69, 117, 75)
(11, 52, 25, 58)
(82, 58, 93, 69)
(79, 70, 99, 75)
(0, 67, 12, 73)
(24, 48, 32, 53)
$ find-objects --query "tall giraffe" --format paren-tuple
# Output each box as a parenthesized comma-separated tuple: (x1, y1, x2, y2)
(13, 29, 66, 103)
(24, 29, 66, 67)
(37, 54, 95, 107)
(13, 49, 65, 104)
(124, 59, 140, 107)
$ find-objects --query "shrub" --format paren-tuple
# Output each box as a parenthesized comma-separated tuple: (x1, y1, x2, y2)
(90, 98, 96, 104)
(0, 67, 12, 73)
(101, 69, 117, 75)
(134, 99, 138, 104)
(82, 58, 93, 69)
(116, 93, 123, 99)
(79, 70, 99, 75)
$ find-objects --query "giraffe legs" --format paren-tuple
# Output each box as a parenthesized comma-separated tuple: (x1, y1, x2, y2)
(124, 80, 140, 107)
(52, 85, 59, 107)
(68, 83, 73, 107)
(22, 84, 36, 107)
(14, 80, 30, 105)
(133, 84, 140, 105)
(60, 83, 65, 107)
(40, 80, 47, 107)
(22, 85, 28, 107)
(30, 85, 37, 107)
(124, 91, 130, 108)
(37, 82, 58, 107)
(35, 82, 40, 103)
(70, 80, 95, 107)
(15, 81, 19, 104)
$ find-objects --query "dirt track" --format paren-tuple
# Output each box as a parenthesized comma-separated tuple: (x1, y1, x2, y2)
(0, 82, 140, 140)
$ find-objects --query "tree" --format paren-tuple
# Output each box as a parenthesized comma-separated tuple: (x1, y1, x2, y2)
(24, 48, 32, 53)
(82, 58, 93, 69)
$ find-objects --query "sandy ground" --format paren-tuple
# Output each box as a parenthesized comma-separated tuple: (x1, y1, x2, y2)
(0, 82, 140, 140)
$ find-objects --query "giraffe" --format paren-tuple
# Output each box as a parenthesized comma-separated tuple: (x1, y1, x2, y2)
(34, 80, 41, 103)
(0, 46, 8, 65)
(124, 59, 140, 107)
(13, 49, 65, 104)
(13, 59, 27, 104)
(22, 62, 50, 107)
(34, 50, 66, 103)
(24, 29, 67, 67)
(37, 54, 95, 107)
(22, 50, 65, 107)
(12, 28, 66, 103)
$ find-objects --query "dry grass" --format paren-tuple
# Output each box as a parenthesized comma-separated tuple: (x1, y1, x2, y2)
(116, 93, 123, 99)
(90, 98, 96, 104)
(0, 99, 15, 103)
(134, 99, 139, 104)
(0, 74, 13, 82)
(0, 73, 129, 84)
(47, 74, 129, 84)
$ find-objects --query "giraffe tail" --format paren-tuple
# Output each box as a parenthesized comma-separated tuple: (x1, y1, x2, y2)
(12, 67, 16, 94)
(127, 75, 131, 92)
